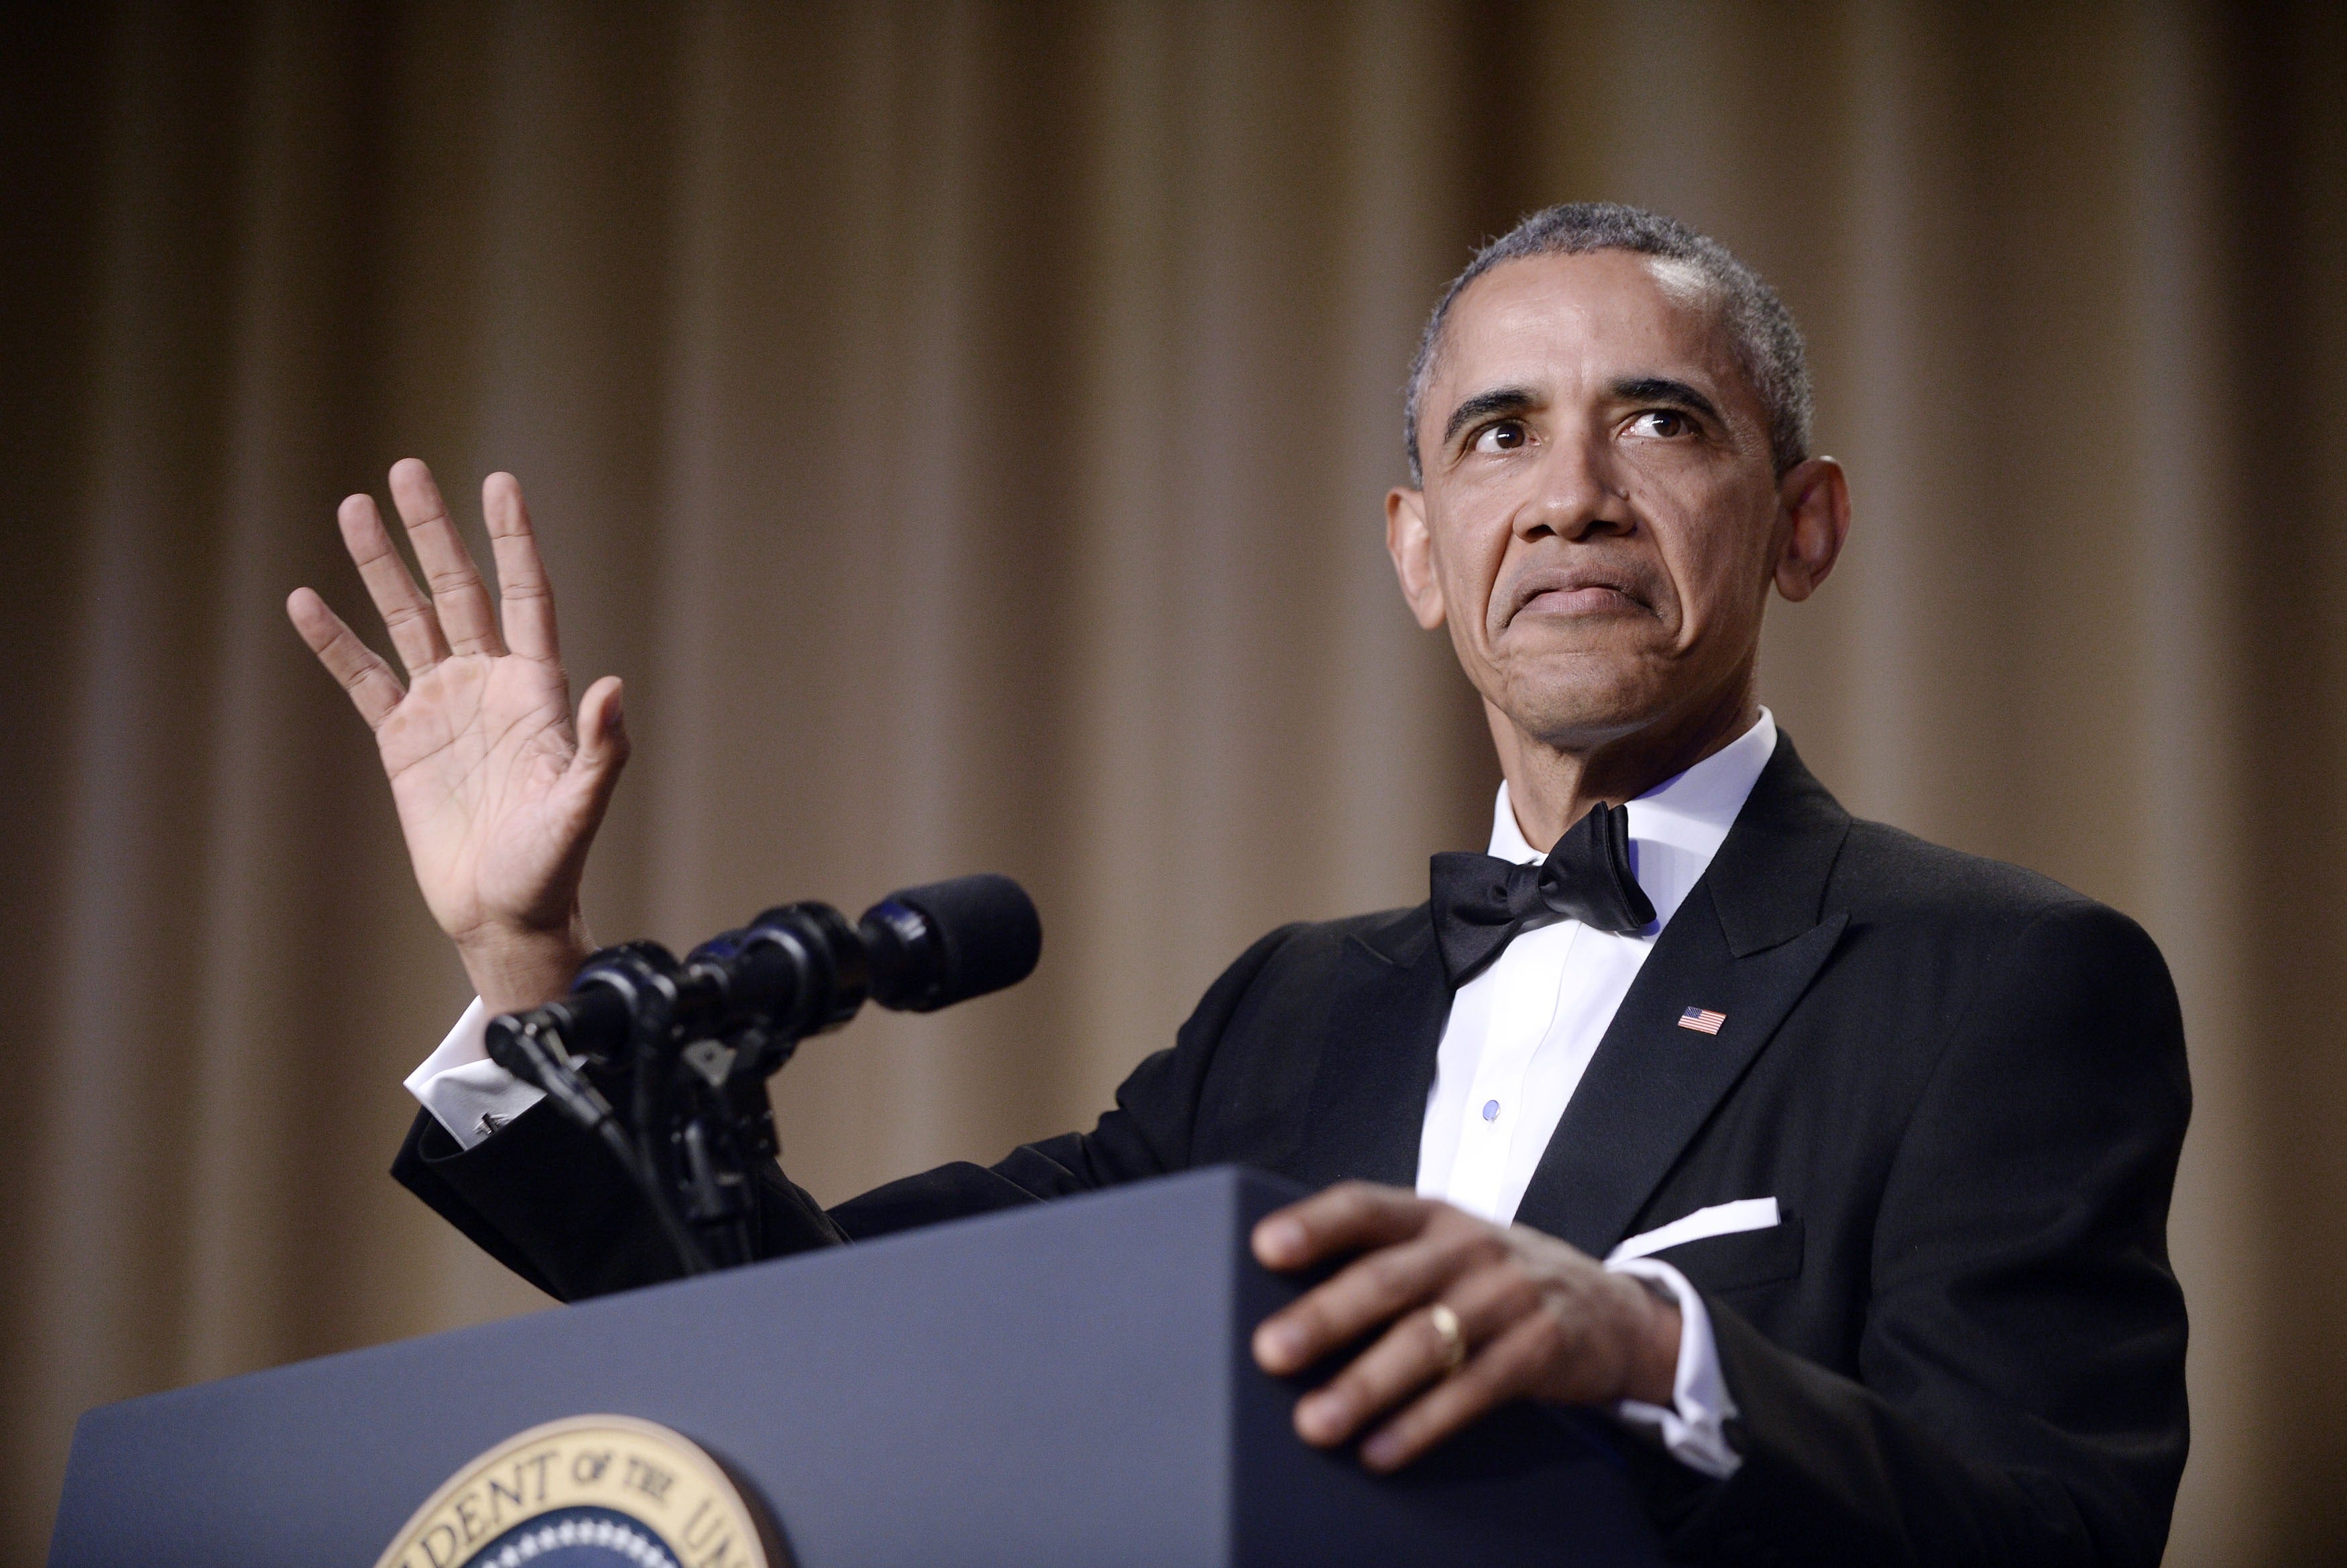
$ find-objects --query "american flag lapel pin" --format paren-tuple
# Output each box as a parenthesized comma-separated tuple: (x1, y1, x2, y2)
(1678, 1006, 1726, 1036)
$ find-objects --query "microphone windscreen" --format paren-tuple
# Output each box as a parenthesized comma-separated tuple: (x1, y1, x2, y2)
(872, 873, 1041, 1010)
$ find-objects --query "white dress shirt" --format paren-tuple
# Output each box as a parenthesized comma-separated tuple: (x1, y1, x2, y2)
(406, 997, 542, 1148)
(1414, 709, 1777, 1477)
(408, 710, 1778, 1479)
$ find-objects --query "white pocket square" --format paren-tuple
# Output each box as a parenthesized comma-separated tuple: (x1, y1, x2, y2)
(1606, 1197, 1780, 1265)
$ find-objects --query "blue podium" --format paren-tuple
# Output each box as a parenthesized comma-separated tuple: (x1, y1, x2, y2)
(49, 1166, 1667, 1567)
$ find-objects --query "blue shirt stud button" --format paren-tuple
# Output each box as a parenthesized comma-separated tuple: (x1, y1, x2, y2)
(1482, 1099, 1500, 1122)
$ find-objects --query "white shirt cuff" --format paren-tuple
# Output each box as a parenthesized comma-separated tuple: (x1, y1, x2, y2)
(404, 998, 545, 1152)
(1605, 1256, 1742, 1479)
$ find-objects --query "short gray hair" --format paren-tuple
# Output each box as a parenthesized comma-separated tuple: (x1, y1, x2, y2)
(1403, 202, 1812, 485)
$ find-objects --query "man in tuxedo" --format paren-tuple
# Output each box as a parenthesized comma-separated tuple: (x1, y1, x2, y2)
(289, 203, 2189, 1565)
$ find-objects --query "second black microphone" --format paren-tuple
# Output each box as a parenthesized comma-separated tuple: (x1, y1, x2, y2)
(485, 872, 1043, 1071)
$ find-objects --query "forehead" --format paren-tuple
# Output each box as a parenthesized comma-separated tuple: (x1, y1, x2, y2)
(1431, 249, 1737, 400)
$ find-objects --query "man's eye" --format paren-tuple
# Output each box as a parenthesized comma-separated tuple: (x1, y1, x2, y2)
(1627, 410, 1693, 440)
(1471, 420, 1528, 454)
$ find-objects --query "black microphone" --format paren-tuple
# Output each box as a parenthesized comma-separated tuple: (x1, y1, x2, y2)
(858, 873, 1044, 1012)
(485, 873, 1043, 1071)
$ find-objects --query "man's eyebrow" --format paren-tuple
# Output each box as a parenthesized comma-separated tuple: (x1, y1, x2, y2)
(1442, 387, 1540, 448)
(1613, 376, 1723, 425)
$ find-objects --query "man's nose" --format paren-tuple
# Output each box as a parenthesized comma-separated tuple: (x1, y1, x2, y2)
(1513, 436, 1632, 542)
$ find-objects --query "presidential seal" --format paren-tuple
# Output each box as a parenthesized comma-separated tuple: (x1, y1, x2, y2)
(374, 1414, 785, 1568)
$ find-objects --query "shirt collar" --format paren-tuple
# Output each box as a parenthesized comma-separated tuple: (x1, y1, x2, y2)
(1487, 708, 1778, 933)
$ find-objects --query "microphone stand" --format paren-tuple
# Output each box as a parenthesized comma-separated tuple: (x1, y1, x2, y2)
(489, 942, 825, 1279)
(485, 876, 1041, 1282)
(673, 1022, 797, 1270)
(490, 1013, 713, 1276)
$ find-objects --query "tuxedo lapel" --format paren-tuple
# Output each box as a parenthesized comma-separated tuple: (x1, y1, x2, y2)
(1294, 912, 1450, 1191)
(1513, 900, 1845, 1256)
(1512, 738, 1853, 1257)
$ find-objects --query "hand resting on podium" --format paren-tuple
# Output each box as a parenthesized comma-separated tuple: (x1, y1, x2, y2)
(1251, 1181, 1688, 1473)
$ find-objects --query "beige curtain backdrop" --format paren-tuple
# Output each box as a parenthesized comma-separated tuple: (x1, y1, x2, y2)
(3, 2, 2342, 1562)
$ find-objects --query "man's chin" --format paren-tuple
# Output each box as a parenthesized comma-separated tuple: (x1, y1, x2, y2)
(1486, 670, 1672, 753)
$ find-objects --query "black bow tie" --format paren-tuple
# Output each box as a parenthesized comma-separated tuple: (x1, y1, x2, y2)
(1430, 801, 1656, 987)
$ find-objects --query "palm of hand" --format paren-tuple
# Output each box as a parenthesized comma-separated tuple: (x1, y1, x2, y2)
(381, 652, 586, 942)
(288, 462, 629, 1004)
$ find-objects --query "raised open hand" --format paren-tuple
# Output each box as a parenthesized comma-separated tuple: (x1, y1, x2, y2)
(287, 460, 628, 1014)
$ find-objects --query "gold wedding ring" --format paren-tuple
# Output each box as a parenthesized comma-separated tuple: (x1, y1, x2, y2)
(1428, 1302, 1467, 1374)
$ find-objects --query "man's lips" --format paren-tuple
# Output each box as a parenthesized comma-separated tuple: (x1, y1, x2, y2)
(1515, 584, 1645, 618)
(1502, 568, 1655, 625)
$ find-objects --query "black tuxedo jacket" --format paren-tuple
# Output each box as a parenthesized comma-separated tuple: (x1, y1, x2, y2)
(397, 738, 2190, 1567)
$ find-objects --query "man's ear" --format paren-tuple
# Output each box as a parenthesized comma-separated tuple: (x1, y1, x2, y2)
(1772, 457, 1851, 603)
(1387, 487, 1446, 629)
